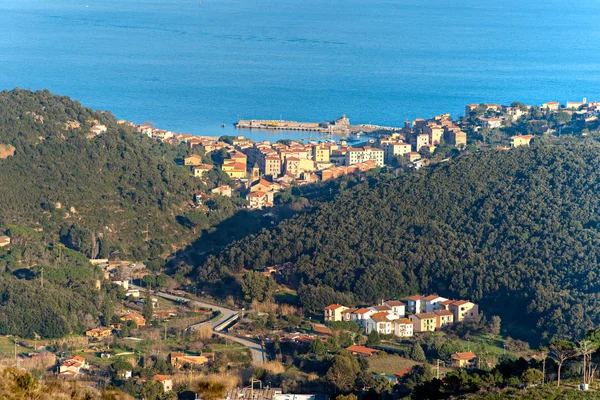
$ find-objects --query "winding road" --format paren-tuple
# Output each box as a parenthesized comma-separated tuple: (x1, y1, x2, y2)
(129, 284, 265, 364)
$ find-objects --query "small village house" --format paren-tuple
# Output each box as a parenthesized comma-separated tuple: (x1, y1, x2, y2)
(382, 300, 406, 318)
(404, 294, 425, 314)
(448, 300, 479, 322)
(324, 304, 349, 322)
(393, 318, 414, 337)
(409, 313, 437, 333)
(451, 352, 478, 369)
(153, 374, 173, 392)
(184, 154, 203, 166)
(85, 327, 112, 339)
(346, 345, 380, 356)
(168, 352, 209, 369)
(510, 135, 534, 148)
(193, 164, 213, 177)
(423, 295, 448, 312)
(434, 310, 454, 328)
(120, 311, 146, 327)
(365, 312, 393, 335)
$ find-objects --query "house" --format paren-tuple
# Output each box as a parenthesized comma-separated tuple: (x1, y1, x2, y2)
(324, 304, 349, 322)
(404, 294, 425, 314)
(434, 310, 454, 328)
(382, 142, 412, 164)
(120, 311, 146, 327)
(451, 352, 478, 369)
(541, 101, 559, 111)
(393, 318, 414, 337)
(346, 345, 380, 356)
(341, 308, 357, 322)
(168, 352, 209, 368)
(193, 164, 213, 177)
(222, 161, 247, 179)
(409, 313, 437, 333)
(194, 191, 206, 206)
(394, 368, 411, 382)
(0, 236, 10, 248)
(365, 312, 393, 335)
(567, 98, 587, 109)
(383, 300, 406, 318)
(480, 117, 503, 129)
(446, 130, 467, 147)
(118, 370, 132, 380)
(59, 355, 88, 378)
(345, 147, 385, 167)
(184, 154, 203, 166)
(415, 134, 430, 152)
(211, 185, 232, 197)
(246, 190, 274, 209)
(510, 135, 534, 147)
(423, 295, 448, 312)
(85, 327, 112, 338)
(153, 374, 173, 392)
(448, 300, 479, 322)
(350, 308, 375, 326)
(404, 152, 421, 162)
(264, 155, 282, 177)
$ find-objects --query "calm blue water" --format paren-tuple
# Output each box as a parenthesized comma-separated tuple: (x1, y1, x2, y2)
(1, 0, 600, 141)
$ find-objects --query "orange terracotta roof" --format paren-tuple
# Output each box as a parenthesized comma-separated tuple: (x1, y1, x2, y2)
(405, 294, 424, 301)
(153, 374, 172, 382)
(394, 318, 412, 325)
(395, 368, 411, 378)
(324, 304, 344, 311)
(385, 300, 405, 307)
(413, 312, 437, 319)
(346, 345, 379, 356)
(434, 310, 453, 316)
(451, 352, 477, 361)
(354, 308, 373, 315)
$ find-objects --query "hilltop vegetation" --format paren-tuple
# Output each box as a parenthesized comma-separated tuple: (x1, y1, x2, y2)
(0, 89, 210, 259)
(199, 143, 600, 342)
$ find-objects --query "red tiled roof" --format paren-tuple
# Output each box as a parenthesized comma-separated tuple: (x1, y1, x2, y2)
(451, 352, 477, 361)
(346, 345, 379, 356)
(395, 368, 411, 378)
(324, 304, 344, 311)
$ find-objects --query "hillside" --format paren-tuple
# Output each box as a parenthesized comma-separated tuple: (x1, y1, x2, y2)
(0, 89, 206, 259)
(199, 143, 600, 341)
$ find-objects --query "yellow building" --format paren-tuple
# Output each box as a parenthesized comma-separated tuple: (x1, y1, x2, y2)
(193, 164, 213, 177)
(324, 304, 349, 322)
(409, 313, 437, 332)
(85, 327, 112, 338)
(448, 300, 479, 322)
(184, 154, 203, 166)
(222, 161, 247, 179)
(510, 135, 534, 148)
(451, 352, 478, 368)
(313, 145, 331, 163)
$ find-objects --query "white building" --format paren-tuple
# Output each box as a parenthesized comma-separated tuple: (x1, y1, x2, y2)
(393, 318, 414, 337)
(345, 146, 384, 167)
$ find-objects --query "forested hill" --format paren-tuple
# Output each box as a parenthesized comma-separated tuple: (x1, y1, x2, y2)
(199, 143, 600, 341)
(0, 89, 202, 259)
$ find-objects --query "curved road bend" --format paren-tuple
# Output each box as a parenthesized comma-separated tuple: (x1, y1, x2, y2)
(129, 284, 265, 364)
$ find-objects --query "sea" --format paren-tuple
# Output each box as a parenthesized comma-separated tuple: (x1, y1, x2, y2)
(1, 0, 600, 142)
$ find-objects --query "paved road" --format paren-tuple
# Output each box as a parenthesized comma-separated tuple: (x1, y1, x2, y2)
(130, 284, 265, 364)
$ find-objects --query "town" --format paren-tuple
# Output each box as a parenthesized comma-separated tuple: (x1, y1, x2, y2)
(116, 97, 600, 212)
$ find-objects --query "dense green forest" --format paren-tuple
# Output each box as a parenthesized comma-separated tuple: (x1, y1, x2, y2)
(0, 89, 209, 259)
(0, 225, 122, 338)
(198, 143, 600, 342)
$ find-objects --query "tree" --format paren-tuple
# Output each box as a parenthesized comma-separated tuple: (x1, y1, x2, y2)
(195, 380, 227, 400)
(325, 355, 359, 393)
(142, 288, 154, 322)
(521, 368, 543, 386)
(141, 274, 156, 289)
(310, 338, 326, 356)
(366, 330, 381, 346)
(554, 111, 572, 125)
(101, 296, 114, 327)
(550, 340, 577, 386)
(183, 211, 209, 234)
(487, 316, 501, 338)
(537, 346, 548, 385)
(410, 343, 426, 362)
(577, 339, 597, 386)
(241, 271, 277, 302)
(339, 331, 353, 348)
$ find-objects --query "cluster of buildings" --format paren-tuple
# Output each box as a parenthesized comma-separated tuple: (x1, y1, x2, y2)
(324, 294, 479, 337)
(58, 355, 88, 378)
